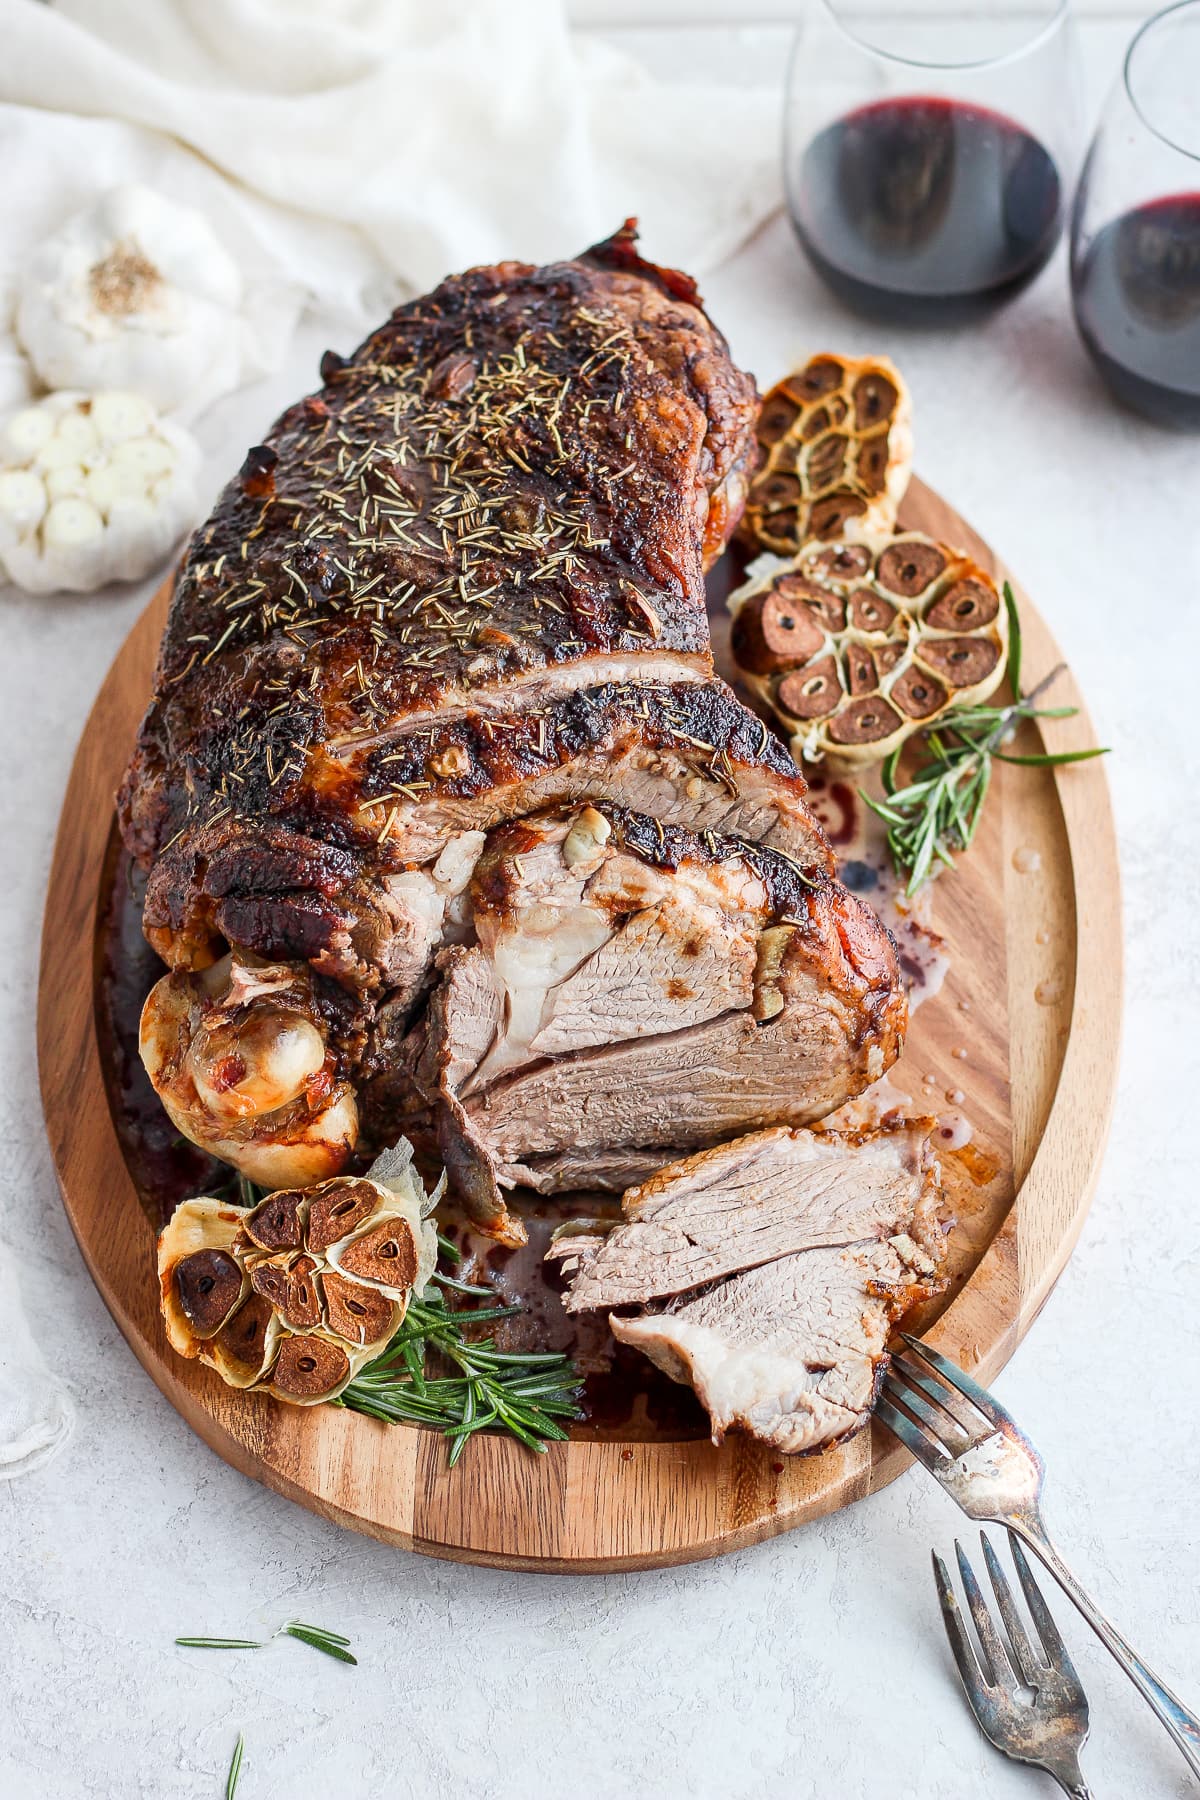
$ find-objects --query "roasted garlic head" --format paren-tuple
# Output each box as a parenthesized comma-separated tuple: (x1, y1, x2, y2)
(158, 1141, 440, 1404)
(140, 951, 358, 1189)
(742, 353, 912, 556)
(728, 531, 1008, 769)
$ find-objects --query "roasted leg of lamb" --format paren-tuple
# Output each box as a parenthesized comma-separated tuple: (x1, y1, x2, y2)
(122, 225, 907, 1245)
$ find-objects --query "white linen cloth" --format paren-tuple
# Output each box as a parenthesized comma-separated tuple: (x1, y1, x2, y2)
(0, 0, 783, 411)
(0, 0, 781, 1474)
(0, 1236, 75, 1478)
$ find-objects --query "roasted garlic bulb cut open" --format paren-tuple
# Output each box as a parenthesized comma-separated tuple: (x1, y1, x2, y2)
(140, 951, 358, 1190)
(728, 531, 1008, 770)
(158, 1141, 440, 1404)
(741, 354, 913, 556)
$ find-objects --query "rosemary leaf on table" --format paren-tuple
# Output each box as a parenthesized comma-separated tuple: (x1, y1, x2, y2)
(337, 1278, 585, 1467)
(176, 1622, 357, 1665)
(862, 585, 1108, 894)
(226, 1733, 245, 1800)
(277, 1621, 357, 1665)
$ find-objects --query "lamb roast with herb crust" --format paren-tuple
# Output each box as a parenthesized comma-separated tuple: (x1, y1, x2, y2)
(121, 223, 907, 1245)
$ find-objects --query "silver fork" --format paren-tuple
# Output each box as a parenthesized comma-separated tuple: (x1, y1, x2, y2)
(879, 1333, 1200, 1782)
(935, 1530, 1093, 1797)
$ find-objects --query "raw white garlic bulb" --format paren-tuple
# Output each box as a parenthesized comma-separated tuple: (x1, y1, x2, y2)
(16, 185, 246, 416)
(0, 390, 200, 594)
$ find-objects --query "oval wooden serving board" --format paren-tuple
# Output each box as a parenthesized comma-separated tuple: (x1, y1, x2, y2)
(38, 477, 1122, 1572)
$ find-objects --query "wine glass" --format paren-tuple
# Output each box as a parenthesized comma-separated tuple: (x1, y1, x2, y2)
(785, 1, 1082, 324)
(1070, 1, 1200, 428)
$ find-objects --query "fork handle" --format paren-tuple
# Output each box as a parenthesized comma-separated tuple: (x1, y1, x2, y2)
(1050, 1763, 1093, 1800)
(1011, 1520, 1200, 1782)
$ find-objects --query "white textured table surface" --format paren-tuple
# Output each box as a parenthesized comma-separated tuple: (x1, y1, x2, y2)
(3, 16, 1200, 1800)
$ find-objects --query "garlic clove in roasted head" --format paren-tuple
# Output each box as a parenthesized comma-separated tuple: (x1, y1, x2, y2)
(16, 185, 247, 416)
(157, 1150, 440, 1406)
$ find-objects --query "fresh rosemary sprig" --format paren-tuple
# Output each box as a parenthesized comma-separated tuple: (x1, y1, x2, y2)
(337, 1279, 585, 1467)
(196, 1165, 582, 1459)
(863, 585, 1108, 894)
(176, 1621, 357, 1665)
(226, 1733, 244, 1800)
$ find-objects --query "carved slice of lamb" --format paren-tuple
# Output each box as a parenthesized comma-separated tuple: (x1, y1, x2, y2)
(612, 1234, 943, 1455)
(555, 1122, 946, 1454)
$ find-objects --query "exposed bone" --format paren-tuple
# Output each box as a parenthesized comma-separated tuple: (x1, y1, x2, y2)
(926, 578, 1001, 631)
(189, 1012, 327, 1120)
(776, 655, 843, 720)
(875, 540, 947, 596)
(731, 588, 826, 674)
(139, 956, 358, 1189)
(827, 696, 903, 745)
(889, 665, 949, 719)
(917, 637, 1001, 687)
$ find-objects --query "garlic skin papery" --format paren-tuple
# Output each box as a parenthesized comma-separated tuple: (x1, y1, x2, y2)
(0, 390, 200, 594)
(16, 185, 247, 416)
(157, 1141, 442, 1405)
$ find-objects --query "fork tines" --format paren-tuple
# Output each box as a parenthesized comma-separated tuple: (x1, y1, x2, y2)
(933, 1530, 1090, 1785)
(878, 1334, 1006, 1470)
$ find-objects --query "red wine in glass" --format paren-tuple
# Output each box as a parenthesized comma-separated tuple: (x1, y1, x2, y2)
(1071, 194, 1200, 428)
(791, 96, 1064, 323)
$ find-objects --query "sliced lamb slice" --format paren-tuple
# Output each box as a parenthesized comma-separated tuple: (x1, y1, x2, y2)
(548, 1122, 936, 1309)
(611, 1232, 942, 1455)
(502, 1145, 678, 1195)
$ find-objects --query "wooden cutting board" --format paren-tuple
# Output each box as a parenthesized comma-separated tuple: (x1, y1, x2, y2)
(37, 477, 1121, 1572)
